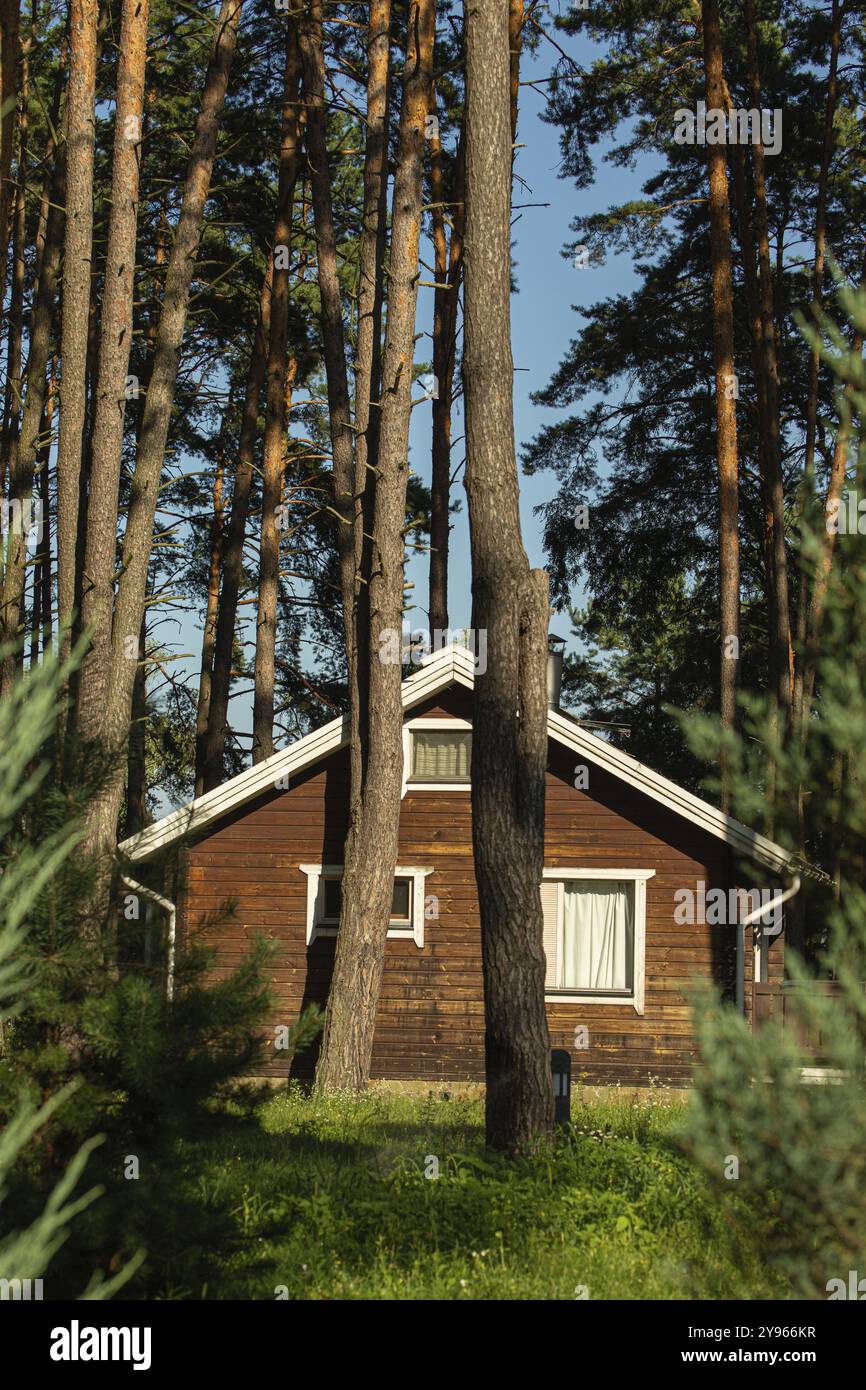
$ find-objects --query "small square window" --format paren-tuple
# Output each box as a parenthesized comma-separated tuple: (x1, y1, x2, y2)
(319, 874, 413, 927)
(410, 729, 471, 782)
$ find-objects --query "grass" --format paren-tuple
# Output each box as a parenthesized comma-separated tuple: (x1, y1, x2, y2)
(145, 1085, 791, 1300)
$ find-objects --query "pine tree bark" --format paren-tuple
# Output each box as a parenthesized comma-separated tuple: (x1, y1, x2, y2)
(125, 612, 148, 835)
(351, 0, 391, 782)
(30, 363, 55, 665)
(794, 0, 844, 731)
(252, 13, 302, 764)
(0, 148, 65, 691)
(801, 306, 865, 726)
(194, 427, 226, 794)
(313, 0, 435, 1094)
(83, 0, 242, 857)
(744, 0, 791, 720)
(428, 114, 464, 638)
(76, 0, 149, 743)
(1, 27, 28, 493)
(701, 0, 740, 786)
(462, 0, 552, 1153)
(299, 0, 359, 795)
(0, 0, 20, 312)
(802, 0, 842, 487)
(56, 0, 98, 662)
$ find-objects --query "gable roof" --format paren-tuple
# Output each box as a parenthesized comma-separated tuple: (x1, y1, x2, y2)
(119, 642, 792, 872)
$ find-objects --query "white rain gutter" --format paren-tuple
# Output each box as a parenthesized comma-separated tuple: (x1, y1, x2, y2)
(121, 875, 177, 1002)
(736, 874, 801, 1015)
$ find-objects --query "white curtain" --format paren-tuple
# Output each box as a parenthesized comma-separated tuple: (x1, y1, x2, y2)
(411, 731, 471, 780)
(562, 880, 634, 991)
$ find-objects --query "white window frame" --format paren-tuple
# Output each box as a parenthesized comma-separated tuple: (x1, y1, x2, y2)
(299, 864, 434, 947)
(541, 867, 655, 1014)
(401, 717, 472, 796)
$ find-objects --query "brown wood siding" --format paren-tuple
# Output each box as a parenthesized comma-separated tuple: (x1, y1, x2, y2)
(180, 685, 763, 1086)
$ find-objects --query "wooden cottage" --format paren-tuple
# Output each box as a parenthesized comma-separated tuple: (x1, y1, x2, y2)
(120, 643, 792, 1087)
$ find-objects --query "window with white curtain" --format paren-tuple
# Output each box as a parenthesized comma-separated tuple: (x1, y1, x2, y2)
(561, 880, 634, 992)
(541, 869, 653, 1009)
(409, 729, 471, 781)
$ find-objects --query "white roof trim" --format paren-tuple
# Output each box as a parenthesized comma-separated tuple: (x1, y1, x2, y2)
(119, 641, 791, 872)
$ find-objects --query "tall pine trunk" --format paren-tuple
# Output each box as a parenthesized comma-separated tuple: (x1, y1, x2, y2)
(351, 0, 391, 783)
(194, 426, 226, 791)
(82, 0, 242, 860)
(252, 13, 302, 763)
(56, 0, 98, 662)
(701, 0, 740, 799)
(1, 27, 28, 492)
(0, 0, 20, 312)
(77, 0, 149, 743)
(0, 149, 65, 691)
(462, 0, 552, 1153)
(793, 0, 843, 731)
(313, 0, 435, 1094)
(299, 0, 359, 795)
(744, 0, 790, 720)
(198, 267, 271, 794)
(428, 115, 464, 638)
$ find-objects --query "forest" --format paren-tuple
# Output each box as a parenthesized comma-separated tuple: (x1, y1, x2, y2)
(0, 0, 865, 1327)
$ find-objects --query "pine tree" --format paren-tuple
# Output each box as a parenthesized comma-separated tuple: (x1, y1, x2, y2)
(679, 282, 866, 1296)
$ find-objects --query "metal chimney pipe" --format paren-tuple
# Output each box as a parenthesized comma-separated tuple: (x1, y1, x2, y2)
(547, 634, 565, 709)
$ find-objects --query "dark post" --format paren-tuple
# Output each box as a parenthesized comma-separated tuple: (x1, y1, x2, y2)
(551, 1048, 571, 1126)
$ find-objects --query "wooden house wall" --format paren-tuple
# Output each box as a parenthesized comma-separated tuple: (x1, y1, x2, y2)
(179, 687, 779, 1086)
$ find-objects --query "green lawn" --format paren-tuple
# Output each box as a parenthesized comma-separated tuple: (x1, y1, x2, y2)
(153, 1086, 790, 1300)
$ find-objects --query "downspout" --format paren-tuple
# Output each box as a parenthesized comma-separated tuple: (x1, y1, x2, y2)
(120, 874, 178, 1002)
(737, 874, 801, 1016)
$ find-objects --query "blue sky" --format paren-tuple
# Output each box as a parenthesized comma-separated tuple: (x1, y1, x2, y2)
(404, 27, 646, 637)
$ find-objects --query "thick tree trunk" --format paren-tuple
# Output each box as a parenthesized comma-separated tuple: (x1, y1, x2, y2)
(83, 0, 242, 859)
(462, 0, 552, 1153)
(56, 0, 98, 662)
(313, 0, 435, 1094)
(76, 0, 149, 743)
(252, 13, 302, 764)
(199, 269, 271, 793)
(701, 0, 740, 793)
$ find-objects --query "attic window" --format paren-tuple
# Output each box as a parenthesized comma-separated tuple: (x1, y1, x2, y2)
(409, 729, 471, 782)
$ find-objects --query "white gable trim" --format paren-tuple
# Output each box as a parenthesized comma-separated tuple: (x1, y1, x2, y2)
(119, 641, 791, 873)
